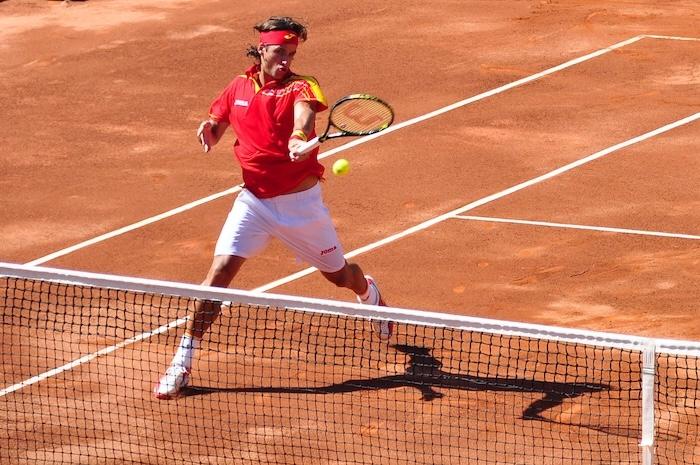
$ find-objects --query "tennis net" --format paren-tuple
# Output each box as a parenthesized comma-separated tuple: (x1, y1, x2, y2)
(1, 262, 699, 465)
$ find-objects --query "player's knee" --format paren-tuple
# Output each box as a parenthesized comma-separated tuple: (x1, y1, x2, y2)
(205, 256, 242, 287)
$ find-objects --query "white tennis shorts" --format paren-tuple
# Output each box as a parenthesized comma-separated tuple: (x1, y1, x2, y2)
(214, 183, 346, 273)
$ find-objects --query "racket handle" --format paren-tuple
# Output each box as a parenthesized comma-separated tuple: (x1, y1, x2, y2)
(295, 136, 321, 155)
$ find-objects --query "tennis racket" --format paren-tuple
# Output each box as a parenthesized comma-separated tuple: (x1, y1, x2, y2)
(293, 94, 394, 155)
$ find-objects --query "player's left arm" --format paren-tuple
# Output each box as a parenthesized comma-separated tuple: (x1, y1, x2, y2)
(288, 100, 317, 162)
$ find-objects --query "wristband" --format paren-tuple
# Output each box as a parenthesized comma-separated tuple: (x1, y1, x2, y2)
(290, 129, 308, 141)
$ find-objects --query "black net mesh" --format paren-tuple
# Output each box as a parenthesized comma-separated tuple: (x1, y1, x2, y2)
(1, 276, 699, 464)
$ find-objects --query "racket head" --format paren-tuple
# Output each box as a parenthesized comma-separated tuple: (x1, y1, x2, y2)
(327, 94, 394, 137)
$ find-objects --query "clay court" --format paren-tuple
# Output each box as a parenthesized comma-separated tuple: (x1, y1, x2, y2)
(1, 0, 699, 464)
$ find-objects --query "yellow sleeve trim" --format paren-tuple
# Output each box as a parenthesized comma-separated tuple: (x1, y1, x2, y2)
(291, 75, 328, 108)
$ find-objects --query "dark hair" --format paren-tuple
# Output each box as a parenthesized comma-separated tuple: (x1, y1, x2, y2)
(245, 16, 308, 62)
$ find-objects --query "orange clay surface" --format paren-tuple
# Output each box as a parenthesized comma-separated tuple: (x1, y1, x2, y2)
(0, 0, 698, 463)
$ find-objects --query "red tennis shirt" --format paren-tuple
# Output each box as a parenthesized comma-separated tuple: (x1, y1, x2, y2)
(209, 64, 328, 198)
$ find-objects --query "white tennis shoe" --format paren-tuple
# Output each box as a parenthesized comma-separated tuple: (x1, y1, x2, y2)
(153, 364, 190, 400)
(358, 275, 394, 340)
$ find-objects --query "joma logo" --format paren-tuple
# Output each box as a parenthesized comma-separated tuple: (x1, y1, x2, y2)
(320, 246, 337, 256)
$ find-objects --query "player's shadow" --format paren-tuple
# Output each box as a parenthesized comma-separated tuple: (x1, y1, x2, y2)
(181, 343, 609, 421)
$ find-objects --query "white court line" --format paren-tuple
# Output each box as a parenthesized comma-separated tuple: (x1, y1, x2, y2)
(453, 215, 700, 240)
(642, 34, 700, 42)
(26, 34, 647, 266)
(25, 187, 242, 266)
(0, 317, 188, 398)
(3, 112, 696, 398)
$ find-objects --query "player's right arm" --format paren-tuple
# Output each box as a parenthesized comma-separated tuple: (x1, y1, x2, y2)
(288, 100, 317, 162)
(200, 78, 238, 153)
(197, 118, 229, 153)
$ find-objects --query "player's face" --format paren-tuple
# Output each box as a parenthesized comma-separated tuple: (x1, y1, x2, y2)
(259, 43, 297, 80)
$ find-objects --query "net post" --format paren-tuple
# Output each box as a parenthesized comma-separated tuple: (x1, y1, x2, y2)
(640, 341, 656, 465)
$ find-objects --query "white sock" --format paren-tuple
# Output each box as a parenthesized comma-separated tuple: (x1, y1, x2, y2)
(170, 334, 199, 370)
(358, 279, 378, 305)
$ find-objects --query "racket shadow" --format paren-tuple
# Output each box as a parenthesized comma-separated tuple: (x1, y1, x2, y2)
(180, 343, 609, 423)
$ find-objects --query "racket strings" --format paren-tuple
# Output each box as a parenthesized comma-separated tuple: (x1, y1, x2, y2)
(330, 98, 394, 135)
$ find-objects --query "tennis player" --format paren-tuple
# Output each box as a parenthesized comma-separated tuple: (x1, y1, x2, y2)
(155, 16, 392, 400)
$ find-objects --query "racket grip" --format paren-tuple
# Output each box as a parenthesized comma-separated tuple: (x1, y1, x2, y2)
(295, 136, 321, 155)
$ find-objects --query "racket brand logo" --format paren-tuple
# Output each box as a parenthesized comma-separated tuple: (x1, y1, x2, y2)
(337, 101, 387, 127)
(320, 245, 337, 256)
(293, 94, 394, 157)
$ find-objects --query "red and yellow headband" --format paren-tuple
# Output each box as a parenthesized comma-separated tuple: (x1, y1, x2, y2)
(259, 30, 299, 46)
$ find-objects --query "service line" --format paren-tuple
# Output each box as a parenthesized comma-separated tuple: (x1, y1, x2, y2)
(642, 34, 700, 42)
(453, 215, 700, 240)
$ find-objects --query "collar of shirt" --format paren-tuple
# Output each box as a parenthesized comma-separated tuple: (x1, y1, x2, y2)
(245, 64, 295, 91)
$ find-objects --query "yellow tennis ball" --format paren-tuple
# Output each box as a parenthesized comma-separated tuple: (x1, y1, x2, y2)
(332, 158, 350, 176)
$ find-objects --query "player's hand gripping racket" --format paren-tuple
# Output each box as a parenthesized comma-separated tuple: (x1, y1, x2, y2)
(293, 94, 394, 156)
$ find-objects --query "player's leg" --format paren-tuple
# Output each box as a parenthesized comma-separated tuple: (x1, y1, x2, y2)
(320, 262, 385, 306)
(187, 255, 245, 338)
(269, 184, 393, 338)
(153, 255, 245, 400)
(321, 263, 393, 340)
(154, 189, 270, 399)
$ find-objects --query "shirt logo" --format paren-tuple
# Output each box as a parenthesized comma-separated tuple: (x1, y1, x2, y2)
(234, 99, 249, 107)
(320, 245, 337, 256)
